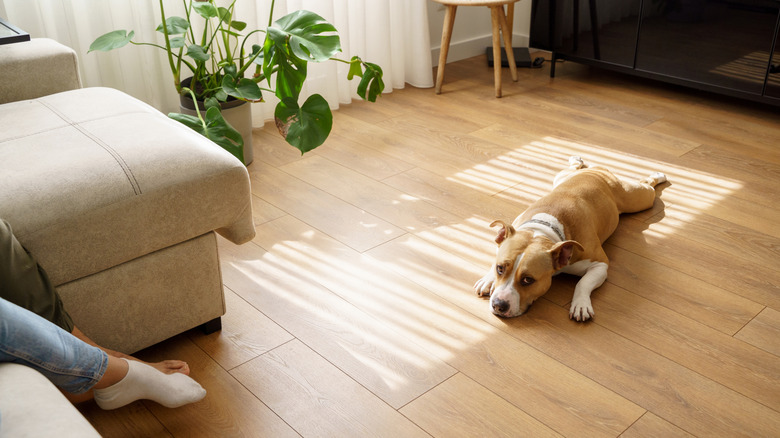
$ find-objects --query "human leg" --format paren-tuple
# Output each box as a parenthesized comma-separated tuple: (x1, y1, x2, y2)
(0, 297, 206, 409)
(71, 326, 190, 376)
(0, 296, 107, 393)
(0, 219, 73, 331)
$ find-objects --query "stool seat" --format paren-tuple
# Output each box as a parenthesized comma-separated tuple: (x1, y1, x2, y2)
(433, 0, 520, 97)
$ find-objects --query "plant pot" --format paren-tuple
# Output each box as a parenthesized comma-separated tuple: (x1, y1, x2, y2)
(178, 79, 254, 165)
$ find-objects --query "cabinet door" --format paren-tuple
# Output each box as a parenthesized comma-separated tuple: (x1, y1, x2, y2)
(636, 0, 779, 95)
(765, 23, 780, 99)
(530, 0, 642, 68)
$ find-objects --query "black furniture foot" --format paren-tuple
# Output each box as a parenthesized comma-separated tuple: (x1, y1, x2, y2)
(550, 53, 557, 77)
(486, 46, 533, 68)
(200, 316, 222, 334)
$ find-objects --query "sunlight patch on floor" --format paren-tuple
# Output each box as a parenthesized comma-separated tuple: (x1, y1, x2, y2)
(227, 229, 496, 378)
(447, 137, 744, 237)
(228, 254, 458, 395)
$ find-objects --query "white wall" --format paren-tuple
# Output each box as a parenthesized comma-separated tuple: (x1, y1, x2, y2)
(427, 1, 532, 67)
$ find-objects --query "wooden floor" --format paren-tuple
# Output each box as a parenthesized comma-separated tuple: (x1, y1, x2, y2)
(78, 55, 780, 437)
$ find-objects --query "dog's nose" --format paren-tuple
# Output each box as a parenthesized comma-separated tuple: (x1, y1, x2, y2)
(492, 299, 510, 314)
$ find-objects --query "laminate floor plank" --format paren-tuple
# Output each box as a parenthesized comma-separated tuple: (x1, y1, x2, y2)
(313, 134, 417, 181)
(604, 243, 763, 335)
(231, 340, 429, 437)
(381, 166, 522, 223)
(187, 287, 294, 371)
(330, 115, 519, 194)
(217, 231, 456, 409)
(620, 412, 696, 438)
(735, 307, 780, 357)
(279, 155, 463, 233)
(678, 144, 780, 207)
(656, 206, 780, 273)
(592, 283, 780, 412)
(609, 217, 780, 309)
(248, 159, 405, 252)
(507, 300, 780, 437)
(646, 108, 780, 159)
(136, 337, 297, 438)
(251, 126, 316, 168)
(76, 403, 171, 438)
(250, 194, 286, 227)
(400, 373, 562, 438)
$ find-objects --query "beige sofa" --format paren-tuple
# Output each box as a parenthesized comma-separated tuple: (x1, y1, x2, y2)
(0, 38, 255, 434)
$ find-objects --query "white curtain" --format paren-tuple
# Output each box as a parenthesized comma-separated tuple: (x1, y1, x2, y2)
(0, 0, 433, 126)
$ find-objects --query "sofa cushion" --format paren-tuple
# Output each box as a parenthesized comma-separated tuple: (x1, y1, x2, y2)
(0, 363, 101, 437)
(0, 87, 254, 286)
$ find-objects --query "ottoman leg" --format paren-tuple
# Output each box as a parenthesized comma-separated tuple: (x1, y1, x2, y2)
(199, 316, 222, 334)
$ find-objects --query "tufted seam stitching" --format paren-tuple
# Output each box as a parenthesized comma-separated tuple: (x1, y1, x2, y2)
(35, 99, 143, 195)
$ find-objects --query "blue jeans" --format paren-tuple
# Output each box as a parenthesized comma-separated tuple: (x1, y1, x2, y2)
(0, 297, 108, 394)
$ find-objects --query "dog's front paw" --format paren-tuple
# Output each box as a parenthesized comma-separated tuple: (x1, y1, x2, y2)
(474, 276, 495, 297)
(569, 298, 594, 322)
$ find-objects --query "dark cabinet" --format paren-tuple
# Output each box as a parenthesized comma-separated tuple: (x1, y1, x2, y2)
(530, 0, 780, 106)
(530, 0, 642, 68)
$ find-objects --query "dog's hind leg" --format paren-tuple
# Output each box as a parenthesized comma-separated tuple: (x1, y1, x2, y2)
(554, 156, 588, 187)
(568, 156, 587, 169)
(642, 172, 667, 187)
(616, 172, 667, 213)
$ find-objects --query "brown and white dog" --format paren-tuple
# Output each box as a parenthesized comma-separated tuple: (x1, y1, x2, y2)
(474, 156, 666, 321)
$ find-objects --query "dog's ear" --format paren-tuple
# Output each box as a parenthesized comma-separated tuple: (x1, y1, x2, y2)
(549, 240, 584, 270)
(490, 220, 515, 245)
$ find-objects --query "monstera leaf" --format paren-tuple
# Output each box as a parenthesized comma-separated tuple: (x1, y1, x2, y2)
(264, 10, 341, 100)
(348, 57, 385, 103)
(156, 16, 190, 35)
(270, 10, 341, 61)
(88, 30, 135, 52)
(192, 1, 218, 19)
(222, 75, 264, 101)
(274, 95, 332, 154)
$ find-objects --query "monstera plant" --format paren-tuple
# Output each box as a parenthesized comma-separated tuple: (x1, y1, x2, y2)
(90, 0, 384, 163)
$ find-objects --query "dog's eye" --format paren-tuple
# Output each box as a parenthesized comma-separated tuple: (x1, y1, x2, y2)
(496, 264, 505, 276)
(521, 276, 535, 286)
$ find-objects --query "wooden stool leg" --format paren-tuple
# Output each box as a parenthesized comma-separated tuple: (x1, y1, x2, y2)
(506, 2, 515, 46)
(490, 6, 503, 98)
(435, 5, 457, 94)
(497, 5, 518, 82)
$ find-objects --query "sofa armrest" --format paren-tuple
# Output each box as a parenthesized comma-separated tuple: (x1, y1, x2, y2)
(0, 38, 82, 104)
(0, 363, 101, 437)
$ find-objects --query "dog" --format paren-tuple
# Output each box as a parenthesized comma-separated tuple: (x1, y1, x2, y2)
(474, 156, 666, 321)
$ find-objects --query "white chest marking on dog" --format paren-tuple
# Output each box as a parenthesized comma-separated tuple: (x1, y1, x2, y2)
(518, 213, 565, 243)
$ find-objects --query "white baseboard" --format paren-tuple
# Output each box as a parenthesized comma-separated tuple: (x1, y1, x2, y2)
(431, 33, 530, 67)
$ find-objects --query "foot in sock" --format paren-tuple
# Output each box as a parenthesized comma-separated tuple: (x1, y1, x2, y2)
(93, 359, 206, 410)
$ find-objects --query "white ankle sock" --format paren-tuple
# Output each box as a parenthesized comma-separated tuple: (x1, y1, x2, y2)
(93, 359, 206, 410)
